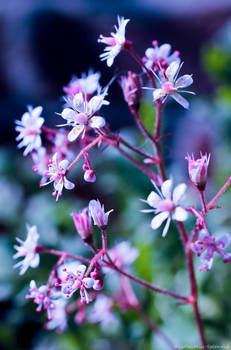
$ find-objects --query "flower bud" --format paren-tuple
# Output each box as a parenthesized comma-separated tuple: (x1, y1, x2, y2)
(186, 153, 210, 191)
(84, 169, 96, 183)
(88, 199, 113, 230)
(71, 209, 93, 245)
(119, 71, 141, 111)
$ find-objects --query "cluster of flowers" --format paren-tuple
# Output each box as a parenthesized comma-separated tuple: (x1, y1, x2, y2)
(13, 15, 231, 339)
(13, 199, 140, 331)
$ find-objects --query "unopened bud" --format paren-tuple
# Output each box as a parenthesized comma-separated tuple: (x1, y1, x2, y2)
(84, 169, 96, 183)
(119, 71, 141, 111)
(186, 153, 210, 191)
(71, 209, 93, 245)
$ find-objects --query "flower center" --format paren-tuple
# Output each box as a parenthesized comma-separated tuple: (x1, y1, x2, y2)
(162, 82, 175, 94)
(157, 199, 175, 212)
(76, 113, 89, 125)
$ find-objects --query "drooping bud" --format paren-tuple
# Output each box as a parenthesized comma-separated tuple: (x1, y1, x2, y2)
(90, 265, 104, 291)
(71, 208, 93, 246)
(84, 169, 96, 183)
(119, 71, 141, 111)
(186, 153, 210, 191)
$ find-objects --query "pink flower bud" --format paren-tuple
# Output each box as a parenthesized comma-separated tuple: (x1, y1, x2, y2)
(71, 209, 93, 245)
(93, 279, 104, 291)
(88, 199, 113, 230)
(186, 153, 210, 191)
(84, 170, 96, 183)
(119, 71, 141, 110)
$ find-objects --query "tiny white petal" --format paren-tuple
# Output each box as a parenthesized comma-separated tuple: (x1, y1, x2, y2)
(171, 92, 189, 109)
(151, 211, 169, 230)
(89, 116, 106, 128)
(153, 88, 166, 101)
(161, 179, 173, 199)
(147, 191, 161, 208)
(68, 125, 84, 142)
(165, 61, 180, 81)
(175, 75, 193, 88)
(173, 183, 187, 204)
(172, 207, 188, 222)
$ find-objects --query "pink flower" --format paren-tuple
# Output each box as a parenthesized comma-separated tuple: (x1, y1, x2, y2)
(119, 71, 141, 109)
(185, 153, 210, 191)
(15, 106, 44, 156)
(59, 263, 97, 304)
(88, 199, 113, 229)
(98, 16, 130, 67)
(13, 225, 40, 275)
(71, 208, 93, 244)
(26, 280, 54, 320)
(45, 299, 67, 333)
(108, 241, 139, 268)
(142, 179, 188, 237)
(59, 91, 109, 141)
(88, 295, 118, 328)
(191, 230, 231, 271)
(152, 61, 194, 109)
(84, 169, 96, 183)
(41, 153, 75, 201)
(63, 70, 101, 99)
(31, 147, 49, 185)
(144, 41, 180, 73)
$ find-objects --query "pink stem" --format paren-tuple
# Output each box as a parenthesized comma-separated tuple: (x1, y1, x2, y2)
(66, 135, 103, 174)
(37, 246, 91, 264)
(154, 102, 166, 181)
(177, 222, 207, 349)
(114, 144, 160, 184)
(206, 176, 231, 211)
(105, 252, 189, 302)
(125, 45, 156, 88)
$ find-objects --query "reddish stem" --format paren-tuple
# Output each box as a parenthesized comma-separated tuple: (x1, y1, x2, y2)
(177, 222, 207, 349)
(154, 102, 166, 181)
(206, 176, 231, 211)
(66, 135, 102, 174)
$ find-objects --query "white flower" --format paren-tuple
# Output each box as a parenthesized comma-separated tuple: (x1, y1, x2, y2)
(45, 299, 67, 333)
(41, 152, 75, 201)
(142, 179, 188, 237)
(59, 91, 109, 141)
(152, 61, 194, 109)
(15, 106, 44, 156)
(98, 16, 130, 67)
(59, 262, 96, 304)
(109, 241, 139, 268)
(63, 70, 101, 98)
(144, 42, 180, 71)
(13, 225, 40, 275)
(89, 199, 113, 229)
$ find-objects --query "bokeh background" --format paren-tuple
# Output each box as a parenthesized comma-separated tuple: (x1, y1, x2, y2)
(1, 0, 231, 349)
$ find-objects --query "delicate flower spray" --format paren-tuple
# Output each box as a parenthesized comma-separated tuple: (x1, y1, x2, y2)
(13, 15, 231, 349)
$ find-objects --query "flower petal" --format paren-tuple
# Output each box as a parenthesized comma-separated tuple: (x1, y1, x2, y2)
(83, 277, 95, 289)
(175, 75, 193, 88)
(158, 43, 171, 58)
(146, 191, 161, 208)
(171, 92, 189, 109)
(151, 211, 169, 230)
(153, 89, 166, 101)
(73, 93, 85, 113)
(61, 108, 77, 121)
(162, 217, 171, 237)
(64, 177, 75, 190)
(76, 265, 86, 278)
(161, 179, 173, 199)
(68, 126, 84, 142)
(89, 116, 106, 128)
(165, 61, 180, 81)
(172, 207, 188, 222)
(173, 183, 187, 204)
